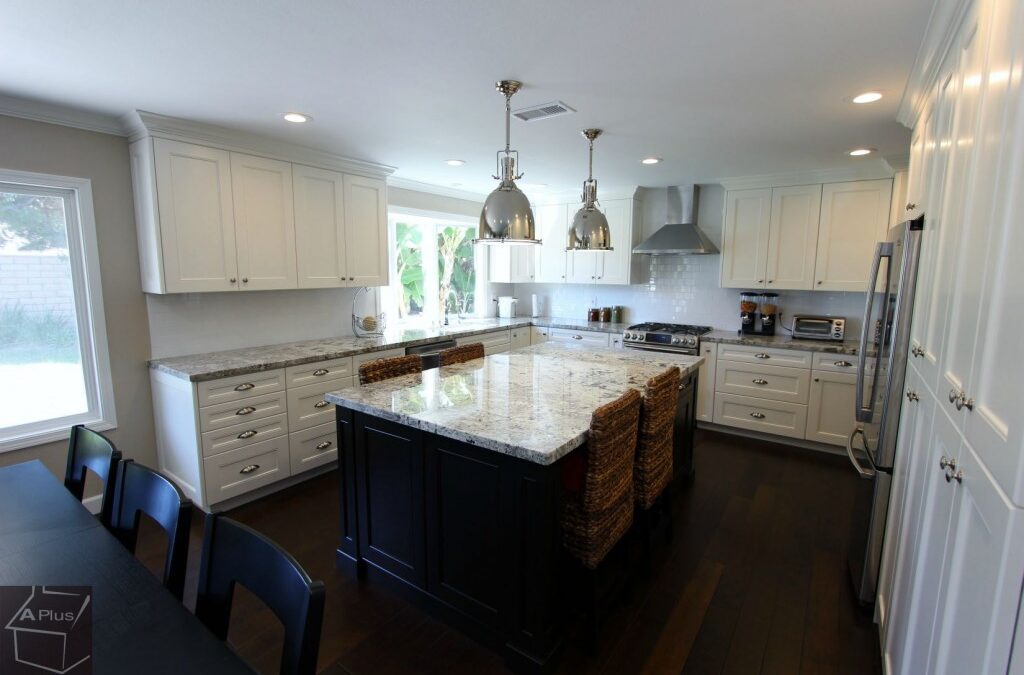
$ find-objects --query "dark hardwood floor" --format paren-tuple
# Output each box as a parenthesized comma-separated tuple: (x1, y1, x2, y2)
(134, 430, 882, 674)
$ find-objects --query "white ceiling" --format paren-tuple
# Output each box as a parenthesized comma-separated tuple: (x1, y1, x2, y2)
(1, 0, 932, 196)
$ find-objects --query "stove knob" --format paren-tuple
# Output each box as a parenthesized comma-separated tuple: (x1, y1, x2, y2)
(672, 337, 681, 344)
(638, 334, 645, 341)
(686, 337, 697, 347)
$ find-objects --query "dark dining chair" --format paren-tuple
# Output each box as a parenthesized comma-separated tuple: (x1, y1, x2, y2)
(109, 460, 193, 599)
(195, 514, 326, 675)
(358, 354, 423, 385)
(64, 424, 122, 528)
(438, 342, 485, 366)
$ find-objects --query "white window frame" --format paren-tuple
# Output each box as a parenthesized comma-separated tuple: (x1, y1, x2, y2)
(0, 168, 116, 452)
(384, 208, 488, 324)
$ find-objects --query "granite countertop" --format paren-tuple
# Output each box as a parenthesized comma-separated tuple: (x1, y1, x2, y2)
(324, 342, 703, 466)
(702, 330, 861, 355)
(149, 317, 628, 381)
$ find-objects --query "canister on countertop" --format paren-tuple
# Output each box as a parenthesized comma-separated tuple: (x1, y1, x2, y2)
(588, 307, 600, 322)
(611, 306, 623, 323)
(599, 307, 612, 322)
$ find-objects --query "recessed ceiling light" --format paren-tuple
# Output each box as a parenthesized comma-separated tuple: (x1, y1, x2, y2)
(281, 112, 311, 123)
(852, 91, 883, 104)
(848, 148, 874, 156)
(641, 157, 662, 165)
(445, 159, 466, 166)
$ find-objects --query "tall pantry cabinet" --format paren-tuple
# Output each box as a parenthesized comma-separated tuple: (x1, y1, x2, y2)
(878, 0, 1024, 673)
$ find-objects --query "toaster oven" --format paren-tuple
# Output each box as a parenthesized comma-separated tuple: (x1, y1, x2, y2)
(792, 315, 846, 341)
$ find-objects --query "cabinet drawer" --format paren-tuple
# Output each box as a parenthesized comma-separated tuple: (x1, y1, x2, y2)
(199, 390, 288, 432)
(811, 352, 871, 374)
(197, 369, 286, 407)
(203, 436, 290, 505)
(548, 328, 611, 347)
(457, 330, 511, 354)
(201, 413, 289, 458)
(715, 362, 810, 404)
(287, 377, 354, 431)
(289, 421, 338, 475)
(716, 343, 812, 369)
(713, 392, 808, 440)
(286, 356, 353, 388)
(530, 326, 549, 343)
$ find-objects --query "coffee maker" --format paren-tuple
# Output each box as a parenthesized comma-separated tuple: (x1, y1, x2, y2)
(739, 291, 779, 336)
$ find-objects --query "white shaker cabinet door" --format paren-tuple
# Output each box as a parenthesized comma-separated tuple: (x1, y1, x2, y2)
(804, 370, 856, 446)
(695, 343, 717, 422)
(511, 245, 535, 283)
(566, 250, 600, 284)
(720, 189, 771, 289)
(765, 184, 821, 291)
(230, 152, 297, 290)
(152, 138, 238, 292)
(294, 164, 346, 288)
(534, 203, 568, 282)
(813, 179, 892, 292)
(597, 199, 631, 285)
(343, 175, 388, 287)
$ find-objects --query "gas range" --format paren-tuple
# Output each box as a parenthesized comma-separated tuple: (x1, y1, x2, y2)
(622, 322, 714, 355)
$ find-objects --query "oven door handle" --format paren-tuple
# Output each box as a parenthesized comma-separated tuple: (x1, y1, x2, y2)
(623, 343, 697, 355)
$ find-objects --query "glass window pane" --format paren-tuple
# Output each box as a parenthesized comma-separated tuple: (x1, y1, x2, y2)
(0, 189, 88, 429)
(437, 225, 476, 316)
(393, 221, 424, 319)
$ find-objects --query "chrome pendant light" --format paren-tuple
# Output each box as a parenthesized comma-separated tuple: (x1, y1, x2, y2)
(475, 80, 539, 245)
(567, 128, 612, 251)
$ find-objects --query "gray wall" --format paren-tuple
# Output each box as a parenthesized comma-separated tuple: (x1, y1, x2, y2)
(0, 115, 156, 479)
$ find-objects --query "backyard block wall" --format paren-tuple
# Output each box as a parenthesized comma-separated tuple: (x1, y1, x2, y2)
(0, 253, 74, 318)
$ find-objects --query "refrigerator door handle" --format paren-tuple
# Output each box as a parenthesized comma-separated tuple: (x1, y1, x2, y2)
(855, 242, 893, 423)
(846, 427, 876, 479)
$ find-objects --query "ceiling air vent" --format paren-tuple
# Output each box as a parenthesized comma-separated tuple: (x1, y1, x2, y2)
(512, 101, 576, 122)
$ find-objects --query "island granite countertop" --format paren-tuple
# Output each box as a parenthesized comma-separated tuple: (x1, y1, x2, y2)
(325, 341, 702, 466)
(149, 316, 629, 382)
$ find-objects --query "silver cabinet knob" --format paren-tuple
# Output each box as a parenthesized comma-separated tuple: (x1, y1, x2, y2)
(314, 400, 330, 409)
(752, 378, 769, 385)
(242, 277, 249, 283)
(906, 390, 920, 402)
(757, 279, 764, 284)
(754, 353, 770, 359)
(817, 280, 823, 285)
(350, 276, 355, 281)
(234, 382, 255, 392)
(315, 440, 333, 451)
(239, 464, 260, 475)
(235, 406, 256, 416)
(572, 335, 583, 340)
(949, 388, 960, 404)
(955, 393, 974, 411)
(911, 344, 925, 358)
(834, 360, 853, 368)
(939, 456, 956, 471)
(229, 277, 237, 283)
(767, 280, 773, 284)
(313, 369, 329, 377)
(946, 468, 964, 484)
(237, 429, 258, 440)
(906, 202, 917, 211)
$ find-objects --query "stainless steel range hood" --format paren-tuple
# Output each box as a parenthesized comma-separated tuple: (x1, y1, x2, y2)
(633, 185, 719, 255)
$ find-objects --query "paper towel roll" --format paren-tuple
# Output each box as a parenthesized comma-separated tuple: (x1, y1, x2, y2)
(531, 294, 540, 318)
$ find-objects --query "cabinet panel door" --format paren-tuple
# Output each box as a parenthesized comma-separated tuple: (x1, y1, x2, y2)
(511, 245, 535, 283)
(231, 153, 297, 290)
(294, 164, 346, 288)
(765, 185, 821, 290)
(153, 139, 238, 292)
(721, 189, 771, 289)
(566, 250, 599, 284)
(813, 179, 892, 292)
(805, 370, 856, 445)
(343, 175, 388, 287)
(890, 404, 961, 675)
(597, 199, 631, 285)
(931, 443, 1024, 675)
(696, 343, 716, 422)
(534, 204, 568, 282)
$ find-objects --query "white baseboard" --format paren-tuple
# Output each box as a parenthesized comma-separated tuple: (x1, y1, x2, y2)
(82, 494, 102, 515)
(697, 422, 847, 457)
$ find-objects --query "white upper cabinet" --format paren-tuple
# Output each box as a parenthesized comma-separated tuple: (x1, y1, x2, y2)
(230, 153, 297, 290)
(148, 138, 238, 293)
(534, 203, 568, 282)
(129, 115, 392, 294)
(343, 175, 388, 287)
(813, 179, 892, 291)
(765, 184, 821, 290)
(488, 245, 535, 283)
(721, 188, 771, 289)
(566, 250, 602, 284)
(596, 199, 632, 285)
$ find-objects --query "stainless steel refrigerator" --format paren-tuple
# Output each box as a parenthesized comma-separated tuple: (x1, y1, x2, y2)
(847, 214, 925, 605)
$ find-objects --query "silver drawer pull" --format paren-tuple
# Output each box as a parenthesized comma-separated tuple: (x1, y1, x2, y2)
(237, 429, 258, 439)
(313, 368, 329, 377)
(752, 378, 769, 385)
(754, 353, 770, 359)
(750, 412, 766, 419)
(235, 406, 256, 416)
(834, 360, 853, 368)
(315, 440, 333, 451)
(239, 464, 259, 475)
(572, 335, 583, 340)
(234, 383, 255, 391)
(314, 400, 330, 409)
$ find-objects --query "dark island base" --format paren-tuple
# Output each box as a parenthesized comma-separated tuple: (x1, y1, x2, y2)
(333, 370, 696, 672)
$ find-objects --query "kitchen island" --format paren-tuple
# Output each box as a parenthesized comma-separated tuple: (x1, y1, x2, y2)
(325, 342, 702, 670)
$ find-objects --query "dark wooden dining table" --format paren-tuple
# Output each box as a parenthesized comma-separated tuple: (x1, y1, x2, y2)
(0, 460, 255, 674)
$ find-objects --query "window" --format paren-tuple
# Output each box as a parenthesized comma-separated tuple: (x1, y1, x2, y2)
(382, 211, 484, 324)
(0, 169, 115, 451)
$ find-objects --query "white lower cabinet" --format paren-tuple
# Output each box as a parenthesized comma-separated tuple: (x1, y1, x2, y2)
(530, 326, 549, 344)
(457, 329, 511, 354)
(547, 327, 611, 347)
(288, 422, 339, 476)
(713, 392, 808, 439)
(510, 327, 531, 350)
(203, 435, 291, 504)
(696, 343, 717, 422)
(805, 370, 857, 445)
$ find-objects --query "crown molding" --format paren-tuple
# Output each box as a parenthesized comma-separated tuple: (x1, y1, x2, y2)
(896, 0, 973, 128)
(718, 162, 894, 191)
(0, 93, 125, 136)
(124, 110, 395, 179)
(387, 176, 487, 202)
